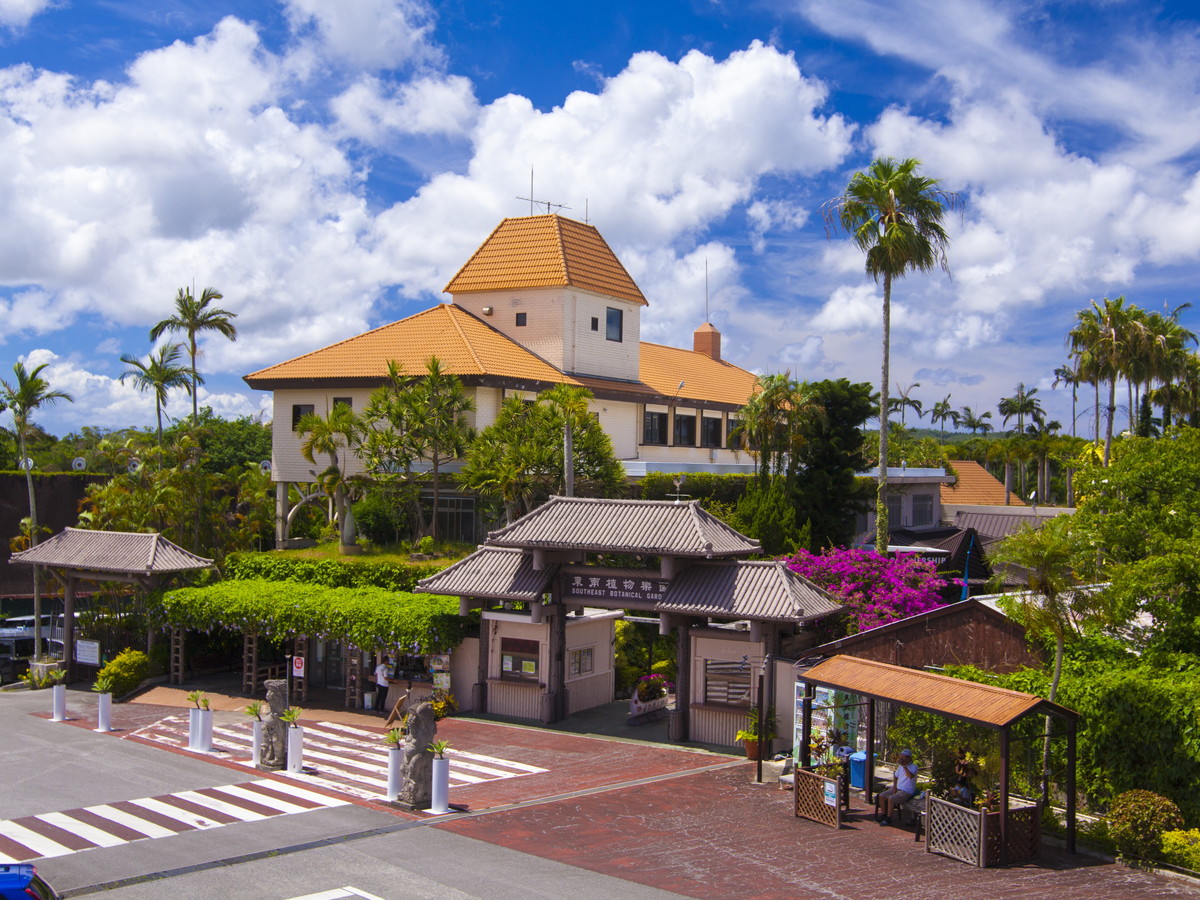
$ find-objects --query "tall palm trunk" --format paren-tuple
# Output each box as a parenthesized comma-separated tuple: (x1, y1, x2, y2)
(21, 430, 44, 660)
(1104, 377, 1117, 465)
(875, 272, 891, 554)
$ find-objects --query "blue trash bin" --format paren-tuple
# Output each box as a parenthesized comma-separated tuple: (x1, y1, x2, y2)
(849, 751, 867, 789)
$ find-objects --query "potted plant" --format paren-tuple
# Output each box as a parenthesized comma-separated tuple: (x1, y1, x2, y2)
(281, 706, 304, 772)
(186, 690, 213, 752)
(428, 739, 451, 814)
(244, 701, 265, 767)
(92, 674, 114, 733)
(382, 726, 406, 801)
(735, 706, 778, 759)
(630, 673, 672, 717)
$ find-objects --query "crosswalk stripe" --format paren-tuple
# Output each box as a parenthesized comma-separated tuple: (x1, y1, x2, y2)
(86, 804, 189, 838)
(128, 797, 226, 830)
(0, 821, 74, 859)
(248, 779, 349, 808)
(213, 784, 309, 814)
(173, 790, 269, 822)
(34, 813, 126, 849)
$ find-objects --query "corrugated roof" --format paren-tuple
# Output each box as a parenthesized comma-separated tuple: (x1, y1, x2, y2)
(953, 509, 1064, 541)
(444, 215, 647, 306)
(245, 304, 578, 389)
(487, 496, 760, 557)
(941, 461, 1024, 507)
(10, 528, 213, 575)
(657, 561, 841, 623)
(639, 342, 759, 408)
(416, 547, 555, 601)
(796, 655, 1077, 728)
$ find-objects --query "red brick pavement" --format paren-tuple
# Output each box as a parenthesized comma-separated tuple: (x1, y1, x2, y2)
(437, 765, 1200, 900)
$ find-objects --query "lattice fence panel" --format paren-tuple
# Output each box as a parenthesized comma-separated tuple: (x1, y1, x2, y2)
(927, 796, 983, 866)
(793, 769, 841, 829)
(982, 805, 1040, 866)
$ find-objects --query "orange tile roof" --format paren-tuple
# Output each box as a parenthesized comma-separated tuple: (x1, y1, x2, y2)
(639, 342, 759, 408)
(244, 304, 577, 388)
(941, 460, 1025, 506)
(443, 215, 648, 306)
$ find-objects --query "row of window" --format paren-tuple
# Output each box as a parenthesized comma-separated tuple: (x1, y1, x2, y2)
(643, 411, 738, 448)
(513, 307, 624, 342)
(291, 398, 352, 430)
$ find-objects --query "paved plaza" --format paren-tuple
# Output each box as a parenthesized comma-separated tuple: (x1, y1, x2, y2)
(3, 683, 1196, 899)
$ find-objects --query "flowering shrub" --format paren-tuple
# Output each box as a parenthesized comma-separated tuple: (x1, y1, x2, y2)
(636, 673, 671, 701)
(785, 548, 948, 634)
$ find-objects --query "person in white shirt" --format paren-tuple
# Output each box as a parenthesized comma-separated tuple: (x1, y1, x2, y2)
(374, 658, 394, 714)
(875, 749, 918, 826)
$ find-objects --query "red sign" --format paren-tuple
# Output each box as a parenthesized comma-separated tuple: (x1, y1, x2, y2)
(291, 656, 306, 678)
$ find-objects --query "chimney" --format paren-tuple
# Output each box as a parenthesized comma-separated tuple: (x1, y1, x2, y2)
(693, 322, 721, 361)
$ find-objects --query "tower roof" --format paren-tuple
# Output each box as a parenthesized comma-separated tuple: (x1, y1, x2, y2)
(444, 215, 648, 306)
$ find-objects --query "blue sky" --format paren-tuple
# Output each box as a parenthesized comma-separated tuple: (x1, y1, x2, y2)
(2, 0, 1199, 440)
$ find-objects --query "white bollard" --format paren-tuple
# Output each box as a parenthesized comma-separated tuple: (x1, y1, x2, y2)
(188, 708, 213, 751)
(385, 747, 404, 800)
(51, 683, 67, 722)
(95, 692, 112, 732)
(251, 720, 264, 767)
(430, 756, 450, 813)
(286, 726, 304, 773)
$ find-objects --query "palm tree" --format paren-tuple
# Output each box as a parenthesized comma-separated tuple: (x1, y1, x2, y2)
(1, 362, 73, 660)
(149, 286, 237, 426)
(297, 401, 362, 550)
(1052, 364, 1080, 438)
(997, 383, 1044, 437)
(958, 406, 992, 435)
(403, 357, 474, 541)
(825, 157, 956, 553)
(891, 382, 923, 427)
(929, 394, 958, 442)
(120, 343, 192, 448)
(1068, 296, 1136, 464)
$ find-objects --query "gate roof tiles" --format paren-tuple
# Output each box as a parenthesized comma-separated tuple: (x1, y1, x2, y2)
(658, 561, 841, 622)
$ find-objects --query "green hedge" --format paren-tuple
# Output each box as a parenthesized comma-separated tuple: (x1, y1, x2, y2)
(224, 553, 447, 592)
(97, 649, 150, 698)
(632, 472, 752, 506)
(159, 580, 469, 653)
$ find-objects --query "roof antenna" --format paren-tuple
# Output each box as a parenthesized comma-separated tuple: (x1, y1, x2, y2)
(704, 257, 709, 323)
(516, 166, 571, 216)
(585, 198, 589, 224)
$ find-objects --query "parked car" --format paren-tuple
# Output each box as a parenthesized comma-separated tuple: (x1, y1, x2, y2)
(0, 863, 60, 899)
(0, 631, 37, 685)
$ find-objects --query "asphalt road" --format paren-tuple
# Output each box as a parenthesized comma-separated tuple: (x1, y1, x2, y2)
(0, 686, 679, 900)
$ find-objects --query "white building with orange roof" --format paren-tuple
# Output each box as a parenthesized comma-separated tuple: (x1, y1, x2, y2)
(245, 214, 760, 542)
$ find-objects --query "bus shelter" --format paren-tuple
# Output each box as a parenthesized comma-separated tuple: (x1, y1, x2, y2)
(795, 654, 1079, 866)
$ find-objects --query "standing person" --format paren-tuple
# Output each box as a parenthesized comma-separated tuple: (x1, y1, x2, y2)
(875, 749, 918, 826)
(374, 657, 394, 715)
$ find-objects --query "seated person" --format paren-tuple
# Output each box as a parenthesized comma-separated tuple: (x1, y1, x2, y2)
(875, 749, 918, 826)
(948, 776, 974, 807)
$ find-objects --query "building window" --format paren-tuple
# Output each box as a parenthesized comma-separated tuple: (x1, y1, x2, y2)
(703, 659, 752, 706)
(701, 417, 723, 448)
(885, 493, 902, 528)
(591, 316, 599, 331)
(515, 312, 527, 327)
(643, 410, 668, 445)
(500, 637, 539, 683)
(726, 418, 742, 450)
(673, 411, 697, 446)
(333, 396, 352, 410)
(912, 493, 934, 527)
(291, 404, 314, 431)
(606, 307, 623, 342)
(568, 647, 594, 677)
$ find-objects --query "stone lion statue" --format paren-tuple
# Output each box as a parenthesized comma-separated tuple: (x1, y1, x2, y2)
(397, 700, 436, 809)
(260, 679, 287, 769)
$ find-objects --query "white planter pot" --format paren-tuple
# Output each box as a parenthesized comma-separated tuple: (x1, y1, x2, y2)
(188, 708, 213, 752)
(95, 692, 112, 732)
(51, 683, 66, 722)
(286, 725, 304, 773)
(629, 694, 670, 716)
(385, 746, 404, 801)
(430, 756, 450, 814)
(251, 720, 264, 767)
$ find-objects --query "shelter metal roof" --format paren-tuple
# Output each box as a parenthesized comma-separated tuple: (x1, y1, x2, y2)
(10, 528, 214, 576)
(953, 509, 1066, 541)
(795, 654, 1078, 729)
(485, 496, 760, 558)
(657, 561, 841, 623)
(415, 547, 555, 602)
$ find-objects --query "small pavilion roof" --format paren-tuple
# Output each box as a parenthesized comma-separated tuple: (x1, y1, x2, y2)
(416, 547, 555, 602)
(10, 528, 213, 577)
(485, 496, 760, 558)
(795, 655, 1078, 729)
(658, 561, 841, 623)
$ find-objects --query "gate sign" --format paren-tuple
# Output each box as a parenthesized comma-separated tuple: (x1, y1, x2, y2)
(291, 656, 306, 678)
(563, 572, 670, 605)
(823, 781, 837, 807)
(75, 639, 101, 666)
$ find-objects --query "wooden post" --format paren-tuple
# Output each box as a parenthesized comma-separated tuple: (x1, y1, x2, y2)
(170, 627, 185, 685)
(800, 681, 813, 769)
(62, 576, 76, 682)
(475, 615, 490, 714)
(671, 618, 691, 742)
(1066, 718, 1077, 854)
(865, 698, 876, 804)
(999, 726, 1010, 866)
(755, 669, 765, 783)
